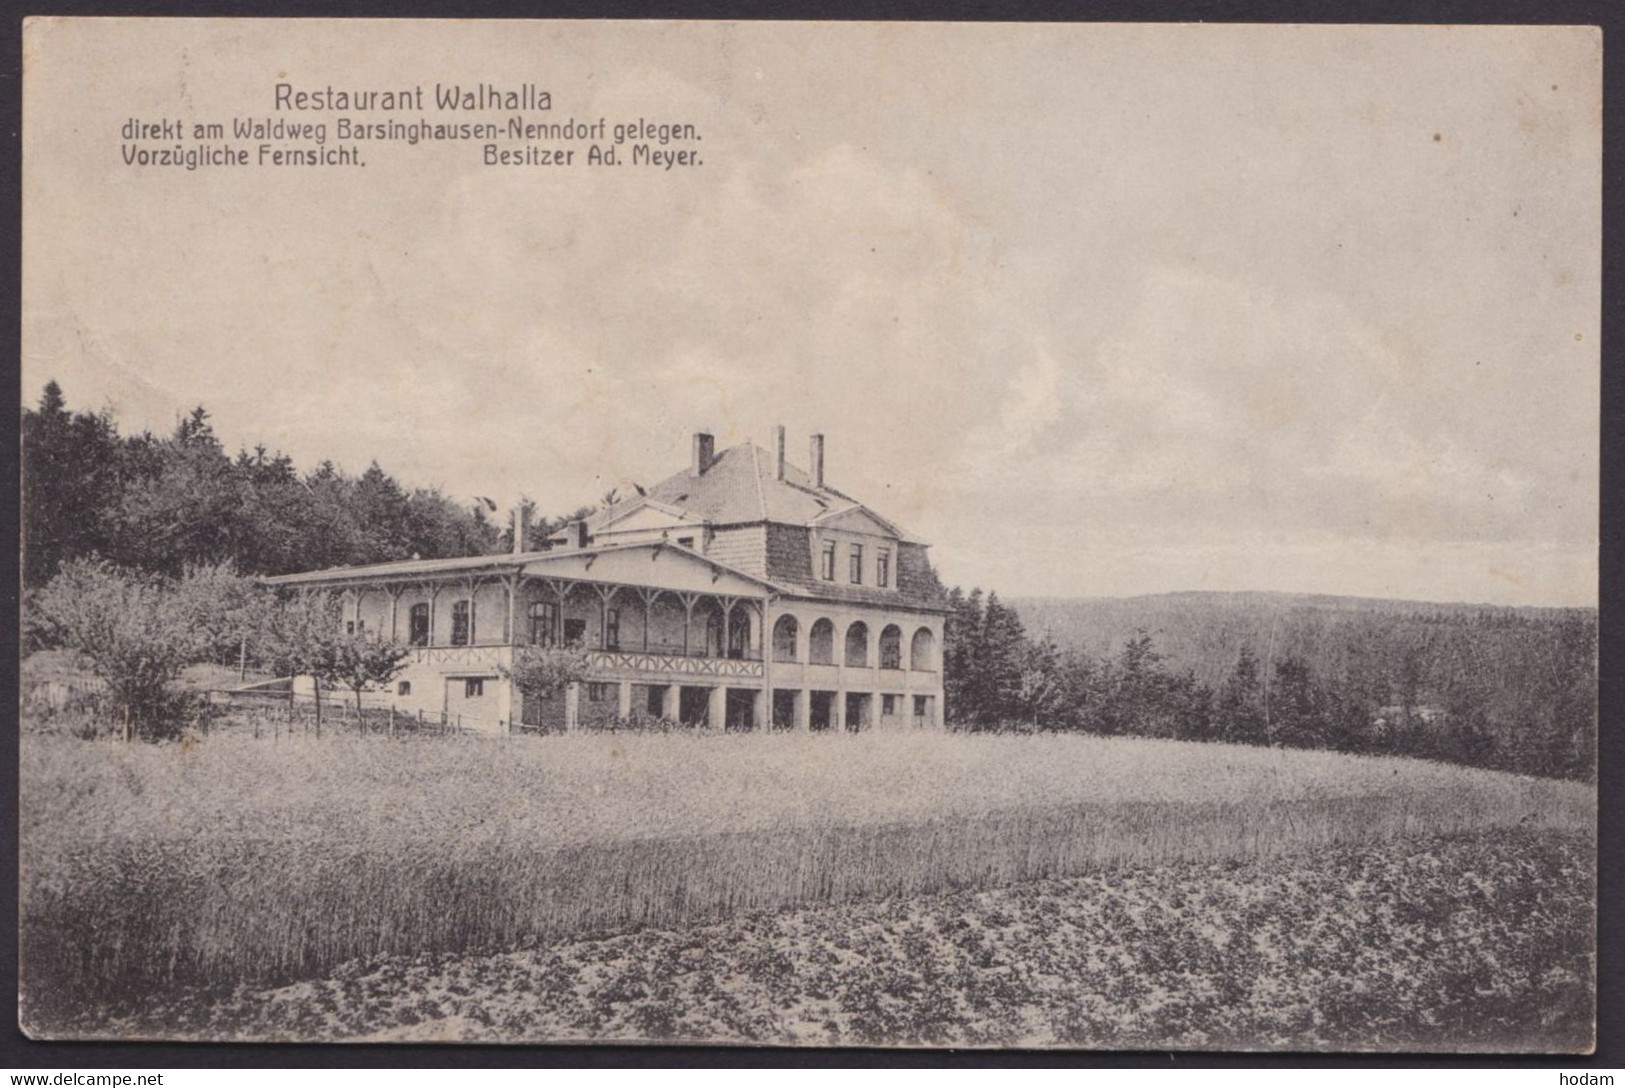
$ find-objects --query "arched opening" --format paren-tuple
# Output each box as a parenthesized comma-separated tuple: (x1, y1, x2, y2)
(911, 627, 936, 671)
(879, 625, 903, 670)
(450, 600, 471, 646)
(772, 614, 799, 662)
(845, 621, 869, 668)
(808, 618, 835, 665)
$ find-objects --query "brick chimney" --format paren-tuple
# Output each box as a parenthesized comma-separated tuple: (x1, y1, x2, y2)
(691, 432, 715, 477)
(809, 433, 825, 488)
(775, 425, 787, 481)
(511, 500, 534, 555)
(570, 519, 589, 549)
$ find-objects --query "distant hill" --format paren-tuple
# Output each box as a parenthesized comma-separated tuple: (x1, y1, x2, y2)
(1009, 591, 1595, 713)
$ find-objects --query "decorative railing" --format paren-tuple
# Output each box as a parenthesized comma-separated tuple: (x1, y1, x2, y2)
(407, 644, 513, 668)
(587, 650, 765, 679)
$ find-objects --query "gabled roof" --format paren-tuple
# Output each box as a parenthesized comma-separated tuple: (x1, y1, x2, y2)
(573, 441, 921, 540)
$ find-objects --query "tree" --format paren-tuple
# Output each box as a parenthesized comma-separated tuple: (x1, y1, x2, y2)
(500, 643, 591, 723)
(316, 632, 412, 724)
(1216, 644, 1267, 746)
(253, 591, 342, 734)
(21, 382, 123, 588)
(29, 560, 213, 740)
(1013, 636, 1066, 729)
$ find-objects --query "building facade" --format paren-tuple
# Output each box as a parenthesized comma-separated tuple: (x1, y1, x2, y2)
(262, 429, 949, 733)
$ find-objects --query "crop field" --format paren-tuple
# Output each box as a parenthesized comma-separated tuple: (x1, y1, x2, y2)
(60, 828, 1594, 1050)
(19, 729, 1595, 1044)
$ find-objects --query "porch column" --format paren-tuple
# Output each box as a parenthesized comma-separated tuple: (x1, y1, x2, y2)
(708, 685, 726, 730)
(751, 688, 765, 732)
(664, 683, 680, 722)
(617, 680, 633, 719)
(388, 586, 402, 642)
(795, 688, 811, 732)
(427, 586, 439, 647)
(595, 585, 620, 649)
(719, 597, 732, 659)
(564, 682, 580, 732)
(503, 575, 516, 644)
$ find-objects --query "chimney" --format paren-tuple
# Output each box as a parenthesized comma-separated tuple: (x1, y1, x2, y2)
(511, 501, 533, 555)
(809, 433, 825, 488)
(775, 425, 787, 481)
(567, 519, 589, 549)
(691, 432, 715, 477)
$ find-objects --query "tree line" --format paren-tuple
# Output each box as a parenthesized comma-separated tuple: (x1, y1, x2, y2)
(22, 381, 586, 589)
(942, 588, 1595, 782)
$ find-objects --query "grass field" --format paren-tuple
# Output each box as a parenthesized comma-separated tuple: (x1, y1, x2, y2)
(19, 729, 1596, 1041)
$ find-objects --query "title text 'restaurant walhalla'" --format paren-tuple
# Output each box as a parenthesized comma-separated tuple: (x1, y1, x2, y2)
(274, 83, 552, 111)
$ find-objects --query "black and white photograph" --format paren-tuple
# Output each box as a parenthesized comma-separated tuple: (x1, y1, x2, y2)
(17, 18, 1599, 1050)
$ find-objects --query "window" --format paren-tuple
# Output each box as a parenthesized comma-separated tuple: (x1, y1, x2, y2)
(914, 695, 929, 718)
(346, 621, 355, 635)
(464, 678, 484, 698)
(882, 694, 898, 716)
(588, 682, 610, 702)
(409, 603, 430, 646)
(820, 541, 836, 581)
(877, 549, 890, 588)
(397, 681, 411, 696)
(605, 608, 621, 651)
(450, 600, 471, 646)
(528, 601, 558, 646)
(849, 544, 863, 584)
(677, 536, 695, 549)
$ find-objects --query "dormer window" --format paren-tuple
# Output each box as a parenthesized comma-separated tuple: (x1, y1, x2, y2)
(877, 548, 890, 588)
(821, 541, 836, 581)
(849, 543, 863, 585)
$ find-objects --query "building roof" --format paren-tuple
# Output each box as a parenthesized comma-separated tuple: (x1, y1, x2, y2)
(259, 539, 784, 596)
(576, 440, 918, 540)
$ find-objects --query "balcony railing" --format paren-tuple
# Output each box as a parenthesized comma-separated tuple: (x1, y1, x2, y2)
(586, 650, 765, 679)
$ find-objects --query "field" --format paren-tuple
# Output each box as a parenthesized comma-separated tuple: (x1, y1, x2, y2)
(19, 729, 1596, 1047)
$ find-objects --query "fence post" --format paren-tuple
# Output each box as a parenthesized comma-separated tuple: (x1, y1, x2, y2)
(389, 704, 396, 739)
(457, 713, 462, 733)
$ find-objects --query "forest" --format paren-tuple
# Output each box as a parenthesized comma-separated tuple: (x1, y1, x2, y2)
(20, 381, 1597, 780)
(945, 590, 1594, 781)
(20, 380, 585, 588)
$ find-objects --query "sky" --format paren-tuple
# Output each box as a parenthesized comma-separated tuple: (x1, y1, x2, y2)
(22, 20, 1601, 606)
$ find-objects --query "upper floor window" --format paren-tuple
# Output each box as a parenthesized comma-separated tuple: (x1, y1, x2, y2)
(450, 600, 471, 646)
(820, 541, 836, 581)
(877, 549, 890, 588)
(409, 603, 430, 646)
(849, 543, 864, 584)
(528, 601, 557, 646)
